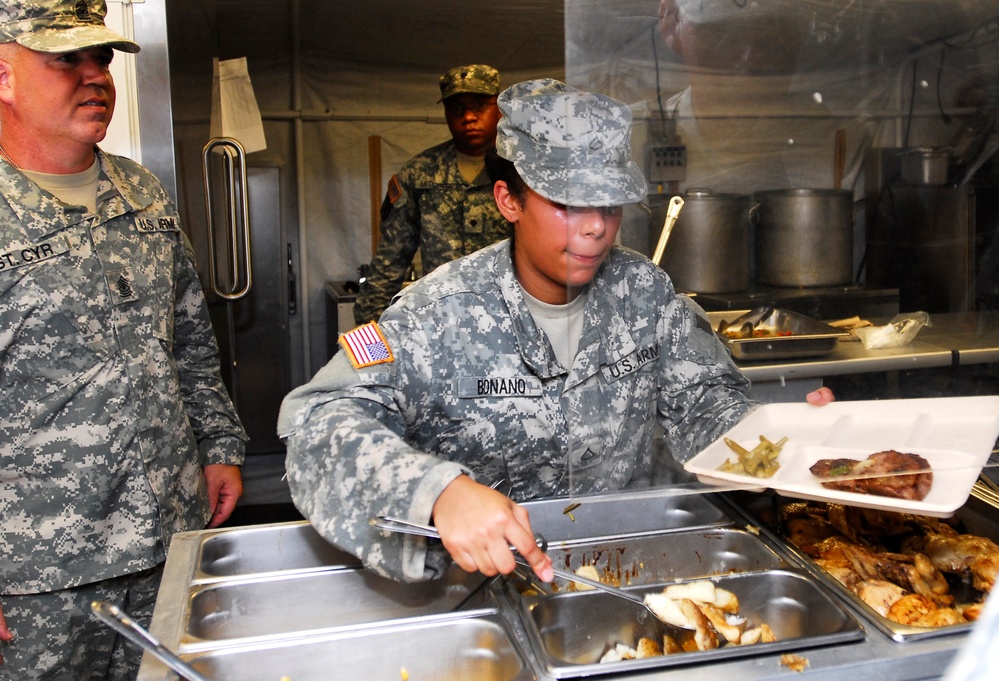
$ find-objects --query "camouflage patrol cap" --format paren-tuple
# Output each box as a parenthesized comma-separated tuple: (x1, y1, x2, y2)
(496, 78, 647, 207)
(438, 64, 500, 102)
(0, 0, 140, 54)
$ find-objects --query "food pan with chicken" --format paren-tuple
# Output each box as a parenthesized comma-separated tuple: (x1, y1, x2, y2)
(724, 491, 999, 641)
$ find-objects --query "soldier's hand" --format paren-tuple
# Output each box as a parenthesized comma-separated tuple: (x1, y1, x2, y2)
(0, 599, 13, 662)
(204, 464, 243, 528)
(806, 387, 835, 405)
(431, 475, 553, 583)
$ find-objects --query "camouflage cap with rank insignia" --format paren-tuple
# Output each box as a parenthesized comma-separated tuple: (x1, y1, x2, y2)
(0, 0, 140, 53)
(495, 78, 647, 207)
(438, 64, 500, 102)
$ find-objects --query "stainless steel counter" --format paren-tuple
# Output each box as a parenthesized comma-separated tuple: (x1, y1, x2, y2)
(139, 492, 986, 681)
(715, 311, 999, 403)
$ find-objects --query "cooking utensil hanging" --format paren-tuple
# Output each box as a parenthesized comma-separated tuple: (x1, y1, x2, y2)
(370, 516, 691, 628)
(91, 600, 210, 681)
(652, 195, 684, 267)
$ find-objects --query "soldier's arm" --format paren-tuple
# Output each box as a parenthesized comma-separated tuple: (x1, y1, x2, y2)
(353, 173, 422, 325)
(172, 232, 247, 466)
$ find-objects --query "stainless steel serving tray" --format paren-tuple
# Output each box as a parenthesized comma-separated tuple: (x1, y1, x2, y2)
(519, 569, 864, 678)
(179, 563, 496, 651)
(193, 520, 360, 583)
(542, 527, 788, 589)
(718, 491, 999, 642)
(182, 611, 535, 681)
(521, 491, 731, 543)
(706, 308, 850, 361)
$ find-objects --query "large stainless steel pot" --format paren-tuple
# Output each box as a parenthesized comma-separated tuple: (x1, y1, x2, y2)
(661, 190, 751, 293)
(900, 146, 951, 186)
(753, 188, 853, 287)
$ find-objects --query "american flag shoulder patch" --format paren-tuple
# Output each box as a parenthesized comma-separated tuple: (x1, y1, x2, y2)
(340, 322, 395, 369)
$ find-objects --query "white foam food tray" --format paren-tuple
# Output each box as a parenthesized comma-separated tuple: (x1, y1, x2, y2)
(684, 396, 999, 517)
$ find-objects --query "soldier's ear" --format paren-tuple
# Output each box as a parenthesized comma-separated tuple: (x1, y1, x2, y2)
(0, 49, 15, 106)
(0, 57, 11, 103)
(493, 181, 522, 223)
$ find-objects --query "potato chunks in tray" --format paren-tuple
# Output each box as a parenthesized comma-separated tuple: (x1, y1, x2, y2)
(640, 580, 775, 652)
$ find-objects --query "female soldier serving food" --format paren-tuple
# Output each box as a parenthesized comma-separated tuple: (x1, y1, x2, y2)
(278, 78, 833, 586)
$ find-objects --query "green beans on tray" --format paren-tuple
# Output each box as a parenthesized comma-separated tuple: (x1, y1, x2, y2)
(717, 435, 787, 478)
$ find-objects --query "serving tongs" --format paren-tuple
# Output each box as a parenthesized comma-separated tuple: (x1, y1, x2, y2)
(715, 305, 775, 338)
(370, 516, 689, 627)
(91, 600, 209, 681)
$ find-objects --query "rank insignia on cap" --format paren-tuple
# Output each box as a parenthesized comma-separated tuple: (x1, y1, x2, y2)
(340, 322, 394, 369)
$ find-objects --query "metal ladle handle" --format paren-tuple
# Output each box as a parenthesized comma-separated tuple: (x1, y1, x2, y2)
(652, 195, 684, 267)
(91, 601, 210, 681)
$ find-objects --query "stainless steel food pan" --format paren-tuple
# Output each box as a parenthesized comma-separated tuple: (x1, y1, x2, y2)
(707, 308, 850, 361)
(521, 492, 731, 543)
(721, 492, 998, 642)
(520, 568, 864, 678)
(182, 564, 495, 649)
(181, 613, 534, 681)
(194, 520, 359, 583)
(543, 528, 787, 589)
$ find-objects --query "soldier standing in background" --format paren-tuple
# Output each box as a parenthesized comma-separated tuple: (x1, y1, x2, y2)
(0, 2, 247, 678)
(352, 63, 512, 325)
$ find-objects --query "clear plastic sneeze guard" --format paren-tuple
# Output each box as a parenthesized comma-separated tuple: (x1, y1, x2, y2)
(562, 0, 999, 505)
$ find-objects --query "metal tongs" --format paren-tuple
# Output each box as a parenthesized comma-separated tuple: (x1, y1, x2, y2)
(716, 305, 775, 338)
(91, 600, 210, 681)
(370, 516, 685, 626)
(371, 515, 546, 554)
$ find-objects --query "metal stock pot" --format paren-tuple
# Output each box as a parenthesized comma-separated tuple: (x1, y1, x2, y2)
(661, 189, 751, 293)
(752, 188, 854, 287)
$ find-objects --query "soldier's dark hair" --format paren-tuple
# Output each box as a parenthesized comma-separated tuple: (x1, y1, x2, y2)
(485, 150, 529, 205)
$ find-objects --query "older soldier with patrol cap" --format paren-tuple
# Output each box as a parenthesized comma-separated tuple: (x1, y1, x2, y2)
(0, 1, 247, 677)
(280, 79, 834, 587)
(352, 63, 512, 325)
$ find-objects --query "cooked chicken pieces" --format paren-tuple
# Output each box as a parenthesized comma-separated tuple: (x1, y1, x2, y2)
(920, 533, 999, 592)
(856, 579, 907, 617)
(775, 500, 994, 629)
(887, 594, 964, 626)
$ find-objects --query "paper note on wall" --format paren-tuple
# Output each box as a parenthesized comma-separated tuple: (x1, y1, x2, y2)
(210, 57, 267, 153)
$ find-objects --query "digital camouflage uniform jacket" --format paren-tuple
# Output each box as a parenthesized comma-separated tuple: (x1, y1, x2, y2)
(0, 151, 247, 595)
(280, 241, 755, 583)
(352, 140, 511, 325)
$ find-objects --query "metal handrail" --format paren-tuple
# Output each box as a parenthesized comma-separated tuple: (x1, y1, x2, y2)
(202, 137, 253, 300)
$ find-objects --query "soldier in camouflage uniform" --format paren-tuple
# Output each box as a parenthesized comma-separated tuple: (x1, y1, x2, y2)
(352, 64, 512, 325)
(0, 2, 247, 678)
(280, 79, 833, 587)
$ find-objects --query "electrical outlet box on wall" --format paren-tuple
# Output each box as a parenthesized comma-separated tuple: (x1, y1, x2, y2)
(647, 145, 687, 184)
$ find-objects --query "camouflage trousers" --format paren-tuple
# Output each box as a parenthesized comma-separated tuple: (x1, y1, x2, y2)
(0, 566, 163, 681)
